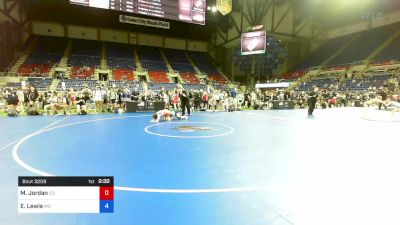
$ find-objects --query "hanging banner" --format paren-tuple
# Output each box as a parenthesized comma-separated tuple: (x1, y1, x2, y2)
(217, 0, 232, 16)
(119, 15, 170, 29)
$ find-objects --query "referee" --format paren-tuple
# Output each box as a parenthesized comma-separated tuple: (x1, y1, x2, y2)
(308, 86, 318, 116)
(179, 89, 191, 116)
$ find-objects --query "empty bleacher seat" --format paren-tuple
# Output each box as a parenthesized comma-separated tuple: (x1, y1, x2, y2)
(113, 69, 135, 81)
(57, 79, 99, 91)
(189, 52, 227, 83)
(375, 34, 400, 62)
(148, 71, 170, 83)
(18, 36, 68, 76)
(180, 72, 200, 84)
(70, 67, 95, 79)
(137, 46, 167, 72)
(108, 80, 143, 90)
(149, 82, 178, 91)
(107, 43, 136, 69)
(182, 84, 207, 91)
(208, 74, 227, 84)
(67, 40, 101, 68)
(18, 64, 51, 76)
(164, 49, 196, 73)
(26, 77, 53, 91)
(328, 24, 399, 66)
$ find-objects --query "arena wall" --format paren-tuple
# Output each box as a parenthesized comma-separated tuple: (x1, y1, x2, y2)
(164, 38, 186, 50)
(68, 25, 98, 40)
(137, 33, 163, 47)
(187, 40, 208, 52)
(32, 21, 64, 37)
(30, 21, 208, 52)
(100, 29, 128, 44)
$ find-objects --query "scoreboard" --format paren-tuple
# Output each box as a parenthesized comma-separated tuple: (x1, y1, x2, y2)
(18, 177, 114, 213)
(70, 0, 206, 25)
(241, 30, 267, 56)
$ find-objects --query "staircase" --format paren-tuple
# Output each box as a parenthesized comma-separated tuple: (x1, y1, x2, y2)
(185, 53, 203, 75)
(65, 69, 71, 79)
(159, 49, 175, 73)
(48, 67, 56, 78)
(94, 69, 100, 80)
(216, 67, 230, 83)
(133, 48, 143, 72)
(58, 40, 73, 67)
(49, 79, 60, 91)
(101, 42, 107, 70)
(9, 55, 29, 75)
(9, 38, 39, 75)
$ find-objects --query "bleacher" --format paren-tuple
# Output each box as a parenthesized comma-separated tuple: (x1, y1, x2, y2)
(189, 52, 227, 83)
(18, 36, 67, 76)
(67, 40, 101, 79)
(339, 75, 392, 91)
(164, 49, 196, 73)
(138, 46, 167, 72)
(291, 33, 359, 71)
(57, 79, 99, 91)
(148, 71, 170, 83)
(107, 43, 136, 70)
(70, 66, 95, 79)
(286, 23, 400, 85)
(148, 82, 178, 91)
(190, 52, 219, 74)
(6, 82, 22, 88)
(213, 82, 232, 92)
(9, 37, 233, 89)
(208, 74, 228, 84)
(113, 69, 135, 81)
(296, 78, 338, 91)
(375, 35, 400, 63)
(327, 24, 399, 66)
(180, 72, 200, 84)
(18, 64, 51, 76)
(296, 74, 393, 92)
(183, 84, 207, 91)
(109, 80, 143, 90)
(26, 77, 53, 91)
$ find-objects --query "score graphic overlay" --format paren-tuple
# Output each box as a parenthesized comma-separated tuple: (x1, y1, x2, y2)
(18, 177, 114, 213)
(241, 30, 267, 56)
(70, 0, 206, 25)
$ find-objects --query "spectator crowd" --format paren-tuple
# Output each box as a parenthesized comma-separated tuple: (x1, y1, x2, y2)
(1, 75, 399, 117)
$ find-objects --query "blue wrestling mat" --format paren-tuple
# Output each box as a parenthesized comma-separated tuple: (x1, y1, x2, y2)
(1, 108, 399, 225)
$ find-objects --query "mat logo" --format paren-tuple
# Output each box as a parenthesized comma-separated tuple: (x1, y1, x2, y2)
(171, 125, 214, 133)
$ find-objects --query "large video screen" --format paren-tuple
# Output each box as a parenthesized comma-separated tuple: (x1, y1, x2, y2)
(241, 30, 266, 56)
(70, 0, 206, 25)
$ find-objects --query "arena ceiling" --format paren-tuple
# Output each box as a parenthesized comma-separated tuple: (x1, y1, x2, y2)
(209, 0, 400, 50)
(20, 0, 219, 41)
(16, 0, 400, 49)
(287, 0, 400, 29)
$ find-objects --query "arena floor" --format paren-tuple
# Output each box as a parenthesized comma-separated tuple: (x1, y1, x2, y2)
(0, 108, 399, 225)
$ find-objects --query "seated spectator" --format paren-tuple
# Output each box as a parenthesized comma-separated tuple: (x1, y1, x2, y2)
(76, 93, 88, 115)
(27, 85, 40, 112)
(44, 92, 58, 115)
(6, 88, 20, 116)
